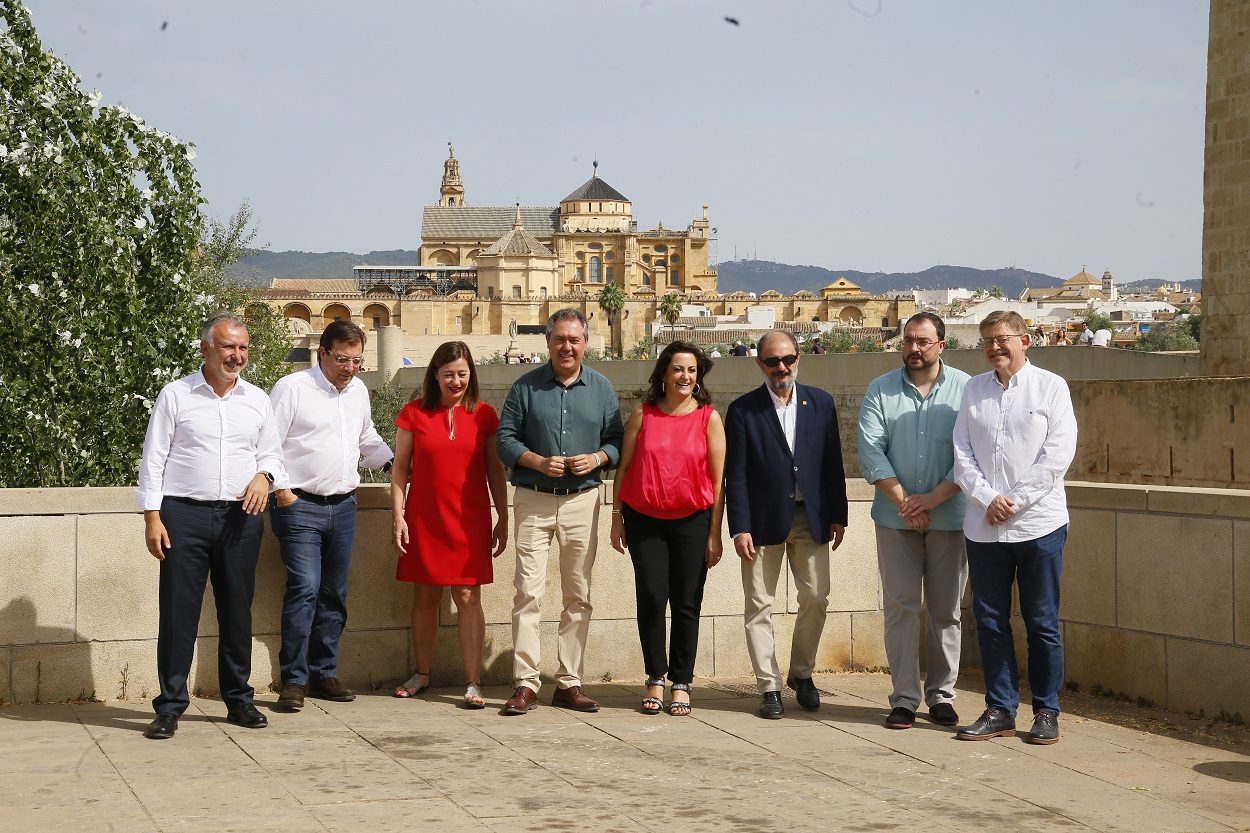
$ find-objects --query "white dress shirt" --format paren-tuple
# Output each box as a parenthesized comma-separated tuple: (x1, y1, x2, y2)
(269, 364, 392, 496)
(952, 360, 1077, 543)
(767, 385, 804, 503)
(136, 369, 287, 511)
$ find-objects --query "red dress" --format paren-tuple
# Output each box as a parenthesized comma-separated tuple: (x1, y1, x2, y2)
(394, 400, 499, 585)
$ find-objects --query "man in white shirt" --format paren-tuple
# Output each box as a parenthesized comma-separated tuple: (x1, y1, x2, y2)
(137, 312, 286, 740)
(269, 320, 393, 709)
(1091, 328, 1112, 348)
(952, 311, 1077, 745)
(1078, 324, 1094, 346)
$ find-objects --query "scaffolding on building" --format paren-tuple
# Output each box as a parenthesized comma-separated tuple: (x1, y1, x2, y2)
(353, 265, 478, 296)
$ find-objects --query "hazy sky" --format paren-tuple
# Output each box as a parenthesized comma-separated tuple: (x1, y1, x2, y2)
(22, 1, 1210, 281)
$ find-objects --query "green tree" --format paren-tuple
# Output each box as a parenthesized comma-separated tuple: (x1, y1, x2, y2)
(989, 286, 1004, 299)
(197, 202, 292, 392)
(1181, 312, 1201, 343)
(625, 335, 654, 360)
(1, 1, 214, 487)
(596, 281, 625, 358)
(658, 293, 682, 341)
(1085, 311, 1114, 333)
(1134, 324, 1199, 353)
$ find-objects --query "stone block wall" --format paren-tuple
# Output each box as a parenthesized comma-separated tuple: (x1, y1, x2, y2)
(1203, 0, 1250, 375)
(4, 481, 1250, 721)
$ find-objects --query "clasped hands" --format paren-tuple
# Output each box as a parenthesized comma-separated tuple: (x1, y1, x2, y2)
(538, 453, 601, 478)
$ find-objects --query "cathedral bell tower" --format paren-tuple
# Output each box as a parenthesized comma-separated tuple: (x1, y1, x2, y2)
(439, 142, 466, 207)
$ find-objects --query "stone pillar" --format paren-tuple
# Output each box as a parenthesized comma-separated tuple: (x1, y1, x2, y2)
(1203, 1, 1250, 374)
(376, 325, 404, 383)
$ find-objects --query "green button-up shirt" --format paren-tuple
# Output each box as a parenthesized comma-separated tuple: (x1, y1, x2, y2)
(496, 362, 624, 491)
(858, 362, 970, 531)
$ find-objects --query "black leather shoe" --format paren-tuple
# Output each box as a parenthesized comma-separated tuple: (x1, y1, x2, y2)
(760, 690, 784, 719)
(786, 675, 820, 711)
(144, 713, 178, 740)
(226, 703, 268, 729)
(928, 702, 959, 726)
(956, 707, 1016, 740)
(885, 706, 915, 729)
(1026, 710, 1060, 744)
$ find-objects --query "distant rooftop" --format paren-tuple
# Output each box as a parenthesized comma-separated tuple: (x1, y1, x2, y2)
(422, 206, 559, 240)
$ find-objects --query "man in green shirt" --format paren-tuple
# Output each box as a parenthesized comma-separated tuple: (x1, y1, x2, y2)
(858, 312, 970, 730)
(496, 309, 624, 715)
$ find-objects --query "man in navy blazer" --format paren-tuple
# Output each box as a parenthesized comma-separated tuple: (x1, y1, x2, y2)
(725, 330, 848, 719)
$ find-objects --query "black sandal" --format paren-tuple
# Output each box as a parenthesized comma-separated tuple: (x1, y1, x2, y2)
(640, 678, 665, 715)
(668, 682, 692, 716)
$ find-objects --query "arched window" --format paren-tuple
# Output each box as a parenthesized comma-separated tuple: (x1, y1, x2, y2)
(589, 256, 602, 283)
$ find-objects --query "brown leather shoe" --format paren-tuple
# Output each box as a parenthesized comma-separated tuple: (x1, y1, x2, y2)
(276, 682, 306, 710)
(308, 677, 355, 702)
(551, 685, 600, 712)
(502, 686, 538, 715)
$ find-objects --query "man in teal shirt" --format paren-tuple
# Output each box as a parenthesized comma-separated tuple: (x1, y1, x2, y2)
(496, 309, 624, 715)
(858, 312, 970, 730)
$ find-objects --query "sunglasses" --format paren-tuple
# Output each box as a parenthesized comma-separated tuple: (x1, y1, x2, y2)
(761, 354, 798, 368)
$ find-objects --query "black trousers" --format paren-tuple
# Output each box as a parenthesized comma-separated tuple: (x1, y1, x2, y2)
(153, 497, 264, 716)
(623, 505, 711, 685)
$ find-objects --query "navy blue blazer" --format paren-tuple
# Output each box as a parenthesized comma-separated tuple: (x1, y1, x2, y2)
(724, 382, 849, 547)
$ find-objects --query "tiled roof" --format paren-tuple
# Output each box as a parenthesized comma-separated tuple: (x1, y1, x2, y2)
(561, 175, 629, 203)
(479, 224, 555, 257)
(422, 206, 558, 240)
(267, 278, 359, 295)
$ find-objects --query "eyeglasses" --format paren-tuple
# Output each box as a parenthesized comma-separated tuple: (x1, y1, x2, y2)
(902, 338, 942, 350)
(983, 335, 1024, 348)
(328, 352, 365, 366)
(761, 354, 799, 368)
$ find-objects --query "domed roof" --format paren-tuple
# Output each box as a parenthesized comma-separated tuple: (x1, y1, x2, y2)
(561, 161, 629, 203)
(1064, 268, 1101, 287)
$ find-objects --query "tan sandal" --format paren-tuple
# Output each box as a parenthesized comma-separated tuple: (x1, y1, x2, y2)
(393, 671, 429, 698)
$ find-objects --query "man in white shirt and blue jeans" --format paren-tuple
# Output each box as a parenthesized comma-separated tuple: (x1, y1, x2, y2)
(137, 312, 287, 740)
(268, 320, 392, 709)
(953, 310, 1077, 745)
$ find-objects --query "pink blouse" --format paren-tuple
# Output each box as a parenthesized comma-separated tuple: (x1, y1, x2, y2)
(619, 403, 714, 520)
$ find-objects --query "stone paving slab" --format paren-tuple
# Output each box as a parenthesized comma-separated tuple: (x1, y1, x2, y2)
(0, 674, 1248, 833)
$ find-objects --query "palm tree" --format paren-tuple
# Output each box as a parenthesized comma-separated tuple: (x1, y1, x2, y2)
(596, 281, 626, 358)
(658, 293, 682, 343)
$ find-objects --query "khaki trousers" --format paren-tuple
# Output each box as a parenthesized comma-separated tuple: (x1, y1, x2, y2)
(875, 526, 967, 712)
(741, 509, 830, 694)
(511, 487, 599, 693)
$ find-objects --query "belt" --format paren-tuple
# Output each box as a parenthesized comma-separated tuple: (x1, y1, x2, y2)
(521, 483, 597, 496)
(166, 496, 240, 509)
(293, 488, 356, 504)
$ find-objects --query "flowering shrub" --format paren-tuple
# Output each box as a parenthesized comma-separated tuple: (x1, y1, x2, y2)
(0, 2, 219, 486)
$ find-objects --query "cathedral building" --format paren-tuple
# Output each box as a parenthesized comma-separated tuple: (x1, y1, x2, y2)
(264, 147, 910, 363)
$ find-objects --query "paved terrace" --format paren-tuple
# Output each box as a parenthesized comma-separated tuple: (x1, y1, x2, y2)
(3, 673, 1248, 833)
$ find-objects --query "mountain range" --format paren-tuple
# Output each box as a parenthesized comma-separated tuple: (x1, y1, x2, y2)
(229, 251, 1200, 296)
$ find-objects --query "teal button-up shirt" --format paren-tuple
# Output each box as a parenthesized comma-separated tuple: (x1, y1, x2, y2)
(858, 362, 970, 531)
(496, 362, 624, 491)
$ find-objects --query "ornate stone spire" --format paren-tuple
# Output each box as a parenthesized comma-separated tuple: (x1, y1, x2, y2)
(440, 142, 465, 207)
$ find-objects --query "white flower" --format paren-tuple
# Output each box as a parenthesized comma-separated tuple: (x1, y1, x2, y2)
(133, 217, 147, 230)
(87, 90, 102, 109)
(139, 187, 154, 201)
(0, 145, 7, 158)
(26, 283, 40, 296)
(186, 148, 197, 161)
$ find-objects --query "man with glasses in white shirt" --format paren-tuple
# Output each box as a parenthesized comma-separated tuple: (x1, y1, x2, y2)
(725, 330, 848, 719)
(137, 311, 286, 740)
(953, 311, 1077, 745)
(268, 320, 393, 710)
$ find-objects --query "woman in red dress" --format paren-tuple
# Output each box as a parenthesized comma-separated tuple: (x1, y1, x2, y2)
(390, 341, 508, 708)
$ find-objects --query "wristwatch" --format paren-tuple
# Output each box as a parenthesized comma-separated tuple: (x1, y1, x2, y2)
(382, 458, 394, 473)
(260, 471, 275, 486)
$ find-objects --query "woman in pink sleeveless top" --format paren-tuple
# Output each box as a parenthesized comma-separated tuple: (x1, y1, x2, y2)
(611, 341, 725, 715)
